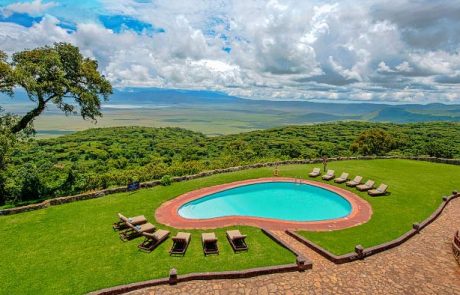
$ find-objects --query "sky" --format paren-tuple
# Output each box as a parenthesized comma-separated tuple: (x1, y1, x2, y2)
(0, 0, 460, 104)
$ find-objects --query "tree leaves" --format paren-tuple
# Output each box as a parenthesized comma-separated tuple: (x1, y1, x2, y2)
(4, 43, 112, 133)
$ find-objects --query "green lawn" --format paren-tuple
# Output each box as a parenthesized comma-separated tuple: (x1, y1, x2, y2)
(297, 159, 459, 255)
(0, 159, 459, 294)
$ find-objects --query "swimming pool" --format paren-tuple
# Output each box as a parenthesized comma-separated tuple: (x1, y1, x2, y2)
(178, 181, 352, 222)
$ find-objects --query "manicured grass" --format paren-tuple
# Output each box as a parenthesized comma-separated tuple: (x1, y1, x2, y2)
(297, 159, 460, 255)
(0, 168, 295, 295)
(0, 159, 458, 294)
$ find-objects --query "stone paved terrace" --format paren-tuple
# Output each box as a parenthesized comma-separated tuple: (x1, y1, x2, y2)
(129, 198, 460, 295)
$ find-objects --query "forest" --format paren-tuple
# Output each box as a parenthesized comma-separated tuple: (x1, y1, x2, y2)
(2, 121, 459, 207)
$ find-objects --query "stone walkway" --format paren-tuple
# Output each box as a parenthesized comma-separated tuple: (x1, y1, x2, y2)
(129, 199, 460, 295)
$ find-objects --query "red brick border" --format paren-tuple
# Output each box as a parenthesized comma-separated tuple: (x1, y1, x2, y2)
(155, 177, 372, 231)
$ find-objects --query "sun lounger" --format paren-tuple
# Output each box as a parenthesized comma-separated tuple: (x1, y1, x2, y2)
(202, 233, 219, 255)
(346, 176, 363, 187)
(138, 229, 170, 252)
(356, 180, 375, 191)
(170, 232, 191, 256)
(119, 222, 156, 241)
(226, 230, 248, 252)
(308, 167, 321, 178)
(113, 213, 147, 231)
(334, 172, 349, 183)
(322, 170, 335, 181)
(368, 184, 389, 196)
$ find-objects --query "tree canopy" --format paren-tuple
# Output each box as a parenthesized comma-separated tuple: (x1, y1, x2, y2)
(2, 122, 458, 206)
(350, 128, 397, 156)
(0, 43, 112, 134)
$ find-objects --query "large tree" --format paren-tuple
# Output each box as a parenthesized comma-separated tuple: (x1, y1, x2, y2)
(0, 43, 111, 205)
(0, 43, 112, 134)
(350, 128, 396, 156)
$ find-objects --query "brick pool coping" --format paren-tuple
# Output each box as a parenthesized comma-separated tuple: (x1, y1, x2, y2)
(155, 177, 372, 231)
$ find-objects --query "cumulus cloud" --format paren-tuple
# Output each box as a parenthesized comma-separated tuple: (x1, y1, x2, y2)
(4, 0, 57, 17)
(0, 0, 460, 103)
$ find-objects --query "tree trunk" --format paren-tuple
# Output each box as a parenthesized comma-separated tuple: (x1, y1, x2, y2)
(10, 101, 46, 134)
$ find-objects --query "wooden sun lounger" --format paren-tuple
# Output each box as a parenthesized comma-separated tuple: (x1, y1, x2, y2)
(334, 172, 349, 184)
(368, 184, 389, 196)
(346, 176, 363, 187)
(138, 229, 170, 252)
(226, 230, 248, 252)
(119, 222, 156, 241)
(113, 213, 147, 231)
(356, 180, 375, 191)
(170, 232, 191, 256)
(322, 170, 335, 181)
(202, 233, 219, 256)
(308, 167, 321, 178)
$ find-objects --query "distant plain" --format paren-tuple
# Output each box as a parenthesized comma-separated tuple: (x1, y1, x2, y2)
(2, 88, 460, 137)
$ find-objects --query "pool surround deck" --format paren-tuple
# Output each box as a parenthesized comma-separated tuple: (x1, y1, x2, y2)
(155, 177, 372, 231)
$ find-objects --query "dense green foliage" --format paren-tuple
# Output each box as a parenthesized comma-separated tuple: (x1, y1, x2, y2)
(0, 107, 33, 204)
(350, 128, 397, 155)
(2, 121, 459, 206)
(0, 159, 458, 294)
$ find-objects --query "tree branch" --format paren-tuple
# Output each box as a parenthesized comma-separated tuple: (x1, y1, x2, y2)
(10, 96, 47, 134)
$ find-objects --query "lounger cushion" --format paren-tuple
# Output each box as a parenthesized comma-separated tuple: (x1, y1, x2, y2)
(202, 233, 217, 242)
(227, 230, 247, 240)
(143, 230, 168, 240)
(129, 215, 147, 224)
(173, 232, 191, 242)
(138, 223, 155, 233)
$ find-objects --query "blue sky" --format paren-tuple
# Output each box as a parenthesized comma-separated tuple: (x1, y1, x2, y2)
(1, 0, 460, 104)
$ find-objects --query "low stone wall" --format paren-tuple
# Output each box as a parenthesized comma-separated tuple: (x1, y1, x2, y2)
(287, 191, 459, 264)
(89, 229, 312, 295)
(1, 156, 458, 216)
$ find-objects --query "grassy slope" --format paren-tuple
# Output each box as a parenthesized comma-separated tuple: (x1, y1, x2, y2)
(0, 159, 459, 294)
(298, 159, 459, 255)
(0, 168, 294, 295)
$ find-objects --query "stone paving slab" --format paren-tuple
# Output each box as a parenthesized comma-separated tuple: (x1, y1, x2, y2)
(129, 198, 460, 295)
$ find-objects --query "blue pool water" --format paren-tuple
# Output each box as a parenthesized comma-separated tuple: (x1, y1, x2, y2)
(178, 182, 352, 222)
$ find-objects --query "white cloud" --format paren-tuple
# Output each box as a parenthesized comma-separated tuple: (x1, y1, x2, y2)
(329, 56, 362, 81)
(5, 0, 57, 17)
(0, 0, 460, 103)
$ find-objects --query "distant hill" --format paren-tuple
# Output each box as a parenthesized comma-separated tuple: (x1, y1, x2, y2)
(371, 107, 460, 123)
(2, 88, 460, 137)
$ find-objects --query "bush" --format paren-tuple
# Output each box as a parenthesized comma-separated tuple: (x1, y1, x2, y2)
(423, 141, 455, 158)
(160, 175, 172, 186)
(350, 128, 396, 156)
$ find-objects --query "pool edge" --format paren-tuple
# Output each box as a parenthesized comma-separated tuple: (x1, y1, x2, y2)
(155, 177, 373, 231)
